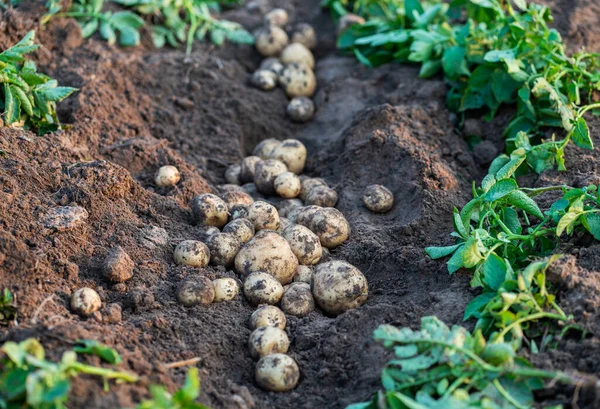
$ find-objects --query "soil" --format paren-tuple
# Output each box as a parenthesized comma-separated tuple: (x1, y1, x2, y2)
(1, 0, 600, 408)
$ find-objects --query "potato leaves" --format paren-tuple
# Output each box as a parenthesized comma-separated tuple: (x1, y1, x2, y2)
(135, 368, 210, 409)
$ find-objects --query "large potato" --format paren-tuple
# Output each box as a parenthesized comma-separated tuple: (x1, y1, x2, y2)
(223, 218, 255, 243)
(305, 186, 338, 207)
(293, 265, 313, 284)
(248, 326, 290, 359)
(280, 43, 315, 69)
(280, 282, 315, 317)
(274, 171, 301, 198)
(254, 159, 288, 195)
(295, 205, 322, 227)
(310, 208, 350, 248)
(243, 272, 284, 305)
(247, 201, 280, 231)
(240, 156, 262, 183)
(282, 224, 322, 265)
(253, 139, 281, 159)
(269, 139, 307, 174)
(235, 232, 298, 284)
(312, 261, 368, 315)
(255, 354, 300, 392)
(250, 305, 287, 330)
(255, 26, 288, 57)
(206, 233, 241, 267)
(177, 276, 215, 306)
(220, 190, 254, 211)
(279, 63, 317, 98)
(190, 194, 228, 227)
(173, 240, 210, 267)
(276, 217, 292, 234)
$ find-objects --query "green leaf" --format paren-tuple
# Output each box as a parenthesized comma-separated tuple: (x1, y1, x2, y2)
(504, 190, 544, 219)
(484, 179, 518, 202)
(447, 245, 465, 274)
(571, 117, 593, 149)
(419, 59, 442, 78)
(173, 367, 200, 401)
(452, 207, 468, 238)
(81, 19, 99, 38)
(110, 11, 145, 30)
(482, 254, 507, 291)
(118, 25, 141, 47)
(425, 244, 462, 259)
(3, 83, 20, 124)
(462, 238, 483, 268)
(495, 149, 526, 179)
(100, 21, 117, 45)
(73, 340, 122, 364)
(442, 46, 469, 78)
(557, 211, 581, 237)
(42, 86, 77, 102)
(10, 85, 33, 116)
(583, 213, 600, 240)
(512, 0, 527, 10)
(464, 292, 495, 320)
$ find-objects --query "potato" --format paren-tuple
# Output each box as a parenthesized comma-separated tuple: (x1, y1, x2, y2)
(206, 233, 241, 267)
(173, 240, 210, 267)
(264, 8, 288, 27)
(235, 231, 298, 284)
(190, 193, 228, 227)
(248, 326, 290, 359)
(220, 190, 254, 210)
(154, 165, 180, 187)
(223, 218, 255, 243)
(255, 354, 300, 392)
(363, 184, 394, 213)
(243, 272, 284, 305)
(337, 13, 366, 34)
(281, 282, 315, 317)
(299, 178, 327, 201)
(241, 182, 265, 201)
(287, 97, 315, 122)
(254, 159, 288, 195)
(177, 276, 215, 306)
(253, 139, 281, 159)
(255, 26, 288, 57)
(277, 198, 303, 218)
(293, 265, 313, 284)
(285, 206, 304, 223)
(279, 63, 317, 98)
(269, 139, 307, 174)
(282, 224, 322, 265)
(230, 204, 249, 220)
(276, 217, 292, 234)
(219, 184, 244, 193)
(246, 201, 280, 231)
(295, 205, 322, 227)
(71, 288, 101, 317)
(312, 260, 368, 315)
(310, 208, 350, 248)
(198, 226, 220, 241)
(291, 23, 317, 49)
(250, 305, 286, 330)
(260, 58, 284, 76)
(305, 186, 338, 207)
(212, 278, 239, 302)
(240, 156, 262, 183)
(252, 70, 278, 91)
(280, 43, 315, 69)
(274, 171, 301, 198)
(225, 164, 241, 185)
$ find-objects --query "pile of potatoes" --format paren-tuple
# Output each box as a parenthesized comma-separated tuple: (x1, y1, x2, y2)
(251, 8, 318, 123)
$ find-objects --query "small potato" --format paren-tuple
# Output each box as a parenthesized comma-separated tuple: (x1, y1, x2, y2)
(177, 276, 215, 306)
(305, 186, 338, 207)
(312, 260, 368, 315)
(293, 265, 313, 284)
(255, 354, 300, 392)
(212, 278, 239, 302)
(198, 226, 220, 241)
(247, 201, 280, 231)
(277, 198, 303, 218)
(291, 23, 317, 49)
(276, 217, 293, 234)
(243, 272, 284, 305)
(250, 305, 286, 330)
(190, 194, 228, 227)
(363, 184, 394, 213)
(274, 172, 301, 198)
(260, 58, 284, 76)
(255, 26, 288, 57)
(264, 8, 288, 27)
(269, 139, 307, 174)
(155, 165, 180, 187)
(282, 224, 322, 265)
(337, 13, 366, 34)
(253, 139, 281, 159)
(248, 326, 290, 359)
(252, 70, 278, 91)
(173, 240, 210, 267)
(230, 204, 249, 220)
(310, 208, 350, 248)
(223, 218, 255, 243)
(280, 43, 315, 69)
(225, 164, 241, 185)
(254, 160, 288, 195)
(281, 282, 315, 316)
(279, 63, 317, 98)
(287, 97, 315, 122)
(299, 178, 327, 201)
(206, 233, 241, 267)
(295, 205, 322, 227)
(241, 156, 262, 183)
(235, 232, 298, 284)
(220, 190, 254, 210)
(71, 288, 101, 317)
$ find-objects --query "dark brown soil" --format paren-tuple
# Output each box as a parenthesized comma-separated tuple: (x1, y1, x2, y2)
(2, 1, 600, 408)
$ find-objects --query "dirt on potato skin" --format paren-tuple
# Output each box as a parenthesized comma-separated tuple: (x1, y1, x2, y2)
(2, 0, 600, 408)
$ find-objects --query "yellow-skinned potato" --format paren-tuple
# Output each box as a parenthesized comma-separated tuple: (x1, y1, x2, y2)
(363, 184, 394, 213)
(277, 198, 303, 218)
(155, 165, 180, 187)
(252, 70, 278, 91)
(255, 354, 300, 392)
(177, 276, 215, 306)
(190, 193, 228, 227)
(250, 305, 287, 330)
(254, 159, 288, 195)
(223, 218, 255, 243)
(240, 156, 262, 183)
(291, 23, 317, 49)
(285, 206, 303, 223)
(220, 190, 254, 211)
(280, 282, 315, 316)
(310, 208, 350, 248)
(269, 139, 307, 174)
(305, 186, 338, 207)
(282, 224, 322, 265)
(293, 265, 313, 284)
(279, 63, 317, 98)
(287, 97, 315, 122)
(243, 272, 284, 305)
(299, 178, 327, 201)
(260, 58, 284, 76)
(276, 217, 293, 234)
(212, 278, 239, 302)
(253, 139, 281, 159)
(229, 204, 249, 221)
(225, 164, 241, 185)
(248, 326, 290, 359)
(295, 205, 322, 228)
(173, 240, 210, 267)
(264, 8, 289, 27)
(280, 43, 315, 69)
(71, 288, 102, 317)
(312, 260, 368, 315)
(255, 26, 288, 57)
(274, 171, 301, 198)
(247, 201, 280, 231)
(206, 233, 241, 267)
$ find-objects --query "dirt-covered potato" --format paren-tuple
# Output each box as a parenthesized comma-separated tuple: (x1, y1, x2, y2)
(279, 63, 317, 98)
(269, 139, 307, 174)
(285, 206, 303, 223)
(198, 226, 220, 241)
(254, 159, 288, 195)
(235, 231, 298, 284)
(280, 43, 315, 69)
(255, 26, 288, 57)
(253, 139, 281, 159)
(274, 171, 301, 198)
(225, 164, 241, 185)
(281, 282, 315, 316)
(295, 205, 322, 227)
(177, 276, 215, 306)
(282, 224, 322, 265)
(305, 186, 338, 207)
(246, 201, 280, 231)
(337, 13, 366, 34)
(299, 178, 327, 201)
(310, 208, 350, 248)
(291, 23, 317, 49)
(260, 58, 284, 76)
(154, 165, 180, 187)
(248, 326, 290, 359)
(312, 260, 368, 315)
(240, 156, 262, 183)
(293, 265, 313, 284)
(229, 204, 249, 220)
(190, 193, 228, 227)
(71, 287, 101, 317)
(250, 305, 286, 330)
(363, 184, 394, 213)
(255, 354, 300, 392)
(223, 218, 255, 243)
(277, 198, 303, 218)
(252, 69, 278, 91)
(287, 97, 315, 122)
(241, 183, 265, 201)
(264, 8, 288, 27)
(173, 240, 210, 267)
(206, 233, 241, 267)
(276, 217, 292, 234)
(220, 190, 254, 210)
(243, 272, 284, 305)
(212, 278, 239, 302)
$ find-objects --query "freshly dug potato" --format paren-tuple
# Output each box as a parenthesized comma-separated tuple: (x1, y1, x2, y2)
(154, 165, 180, 187)
(225, 164, 241, 185)
(173, 240, 210, 267)
(285, 206, 304, 223)
(240, 156, 262, 183)
(255, 354, 300, 392)
(253, 139, 281, 159)
(277, 198, 303, 218)
(264, 8, 288, 27)
(220, 190, 254, 210)
(295, 205, 322, 227)
(223, 218, 255, 243)
(190, 194, 228, 227)
(279, 63, 317, 98)
(310, 208, 350, 248)
(248, 326, 290, 359)
(198, 226, 220, 241)
(280, 43, 315, 69)
(252, 70, 278, 91)
(287, 97, 315, 122)
(212, 278, 239, 302)
(305, 185, 338, 207)
(250, 305, 286, 330)
(299, 178, 327, 201)
(293, 265, 313, 284)
(241, 183, 265, 201)
(177, 276, 215, 306)
(255, 26, 288, 57)
(269, 139, 307, 174)
(247, 201, 280, 231)
(281, 282, 315, 316)
(71, 288, 101, 317)
(282, 224, 322, 265)
(312, 260, 368, 315)
(337, 13, 366, 34)
(260, 58, 284, 76)
(363, 184, 394, 213)
(206, 233, 241, 267)
(291, 23, 317, 49)
(243, 272, 284, 305)
(274, 171, 301, 198)
(276, 217, 292, 234)
(235, 231, 298, 284)
(254, 160, 288, 195)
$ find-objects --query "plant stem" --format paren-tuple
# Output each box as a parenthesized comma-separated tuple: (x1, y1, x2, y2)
(493, 379, 527, 409)
(69, 362, 138, 383)
(496, 311, 567, 340)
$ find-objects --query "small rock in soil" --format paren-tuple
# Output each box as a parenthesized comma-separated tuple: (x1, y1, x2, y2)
(41, 206, 89, 231)
(140, 225, 169, 249)
(126, 287, 156, 312)
(103, 246, 134, 283)
(473, 141, 499, 167)
(103, 303, 122, 323)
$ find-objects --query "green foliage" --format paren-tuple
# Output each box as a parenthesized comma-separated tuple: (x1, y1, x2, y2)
(73, 340, 122, 364)
(134, 368, 210, 409)
(0, 289, 16, 325)
(0, 31, 77, 134)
